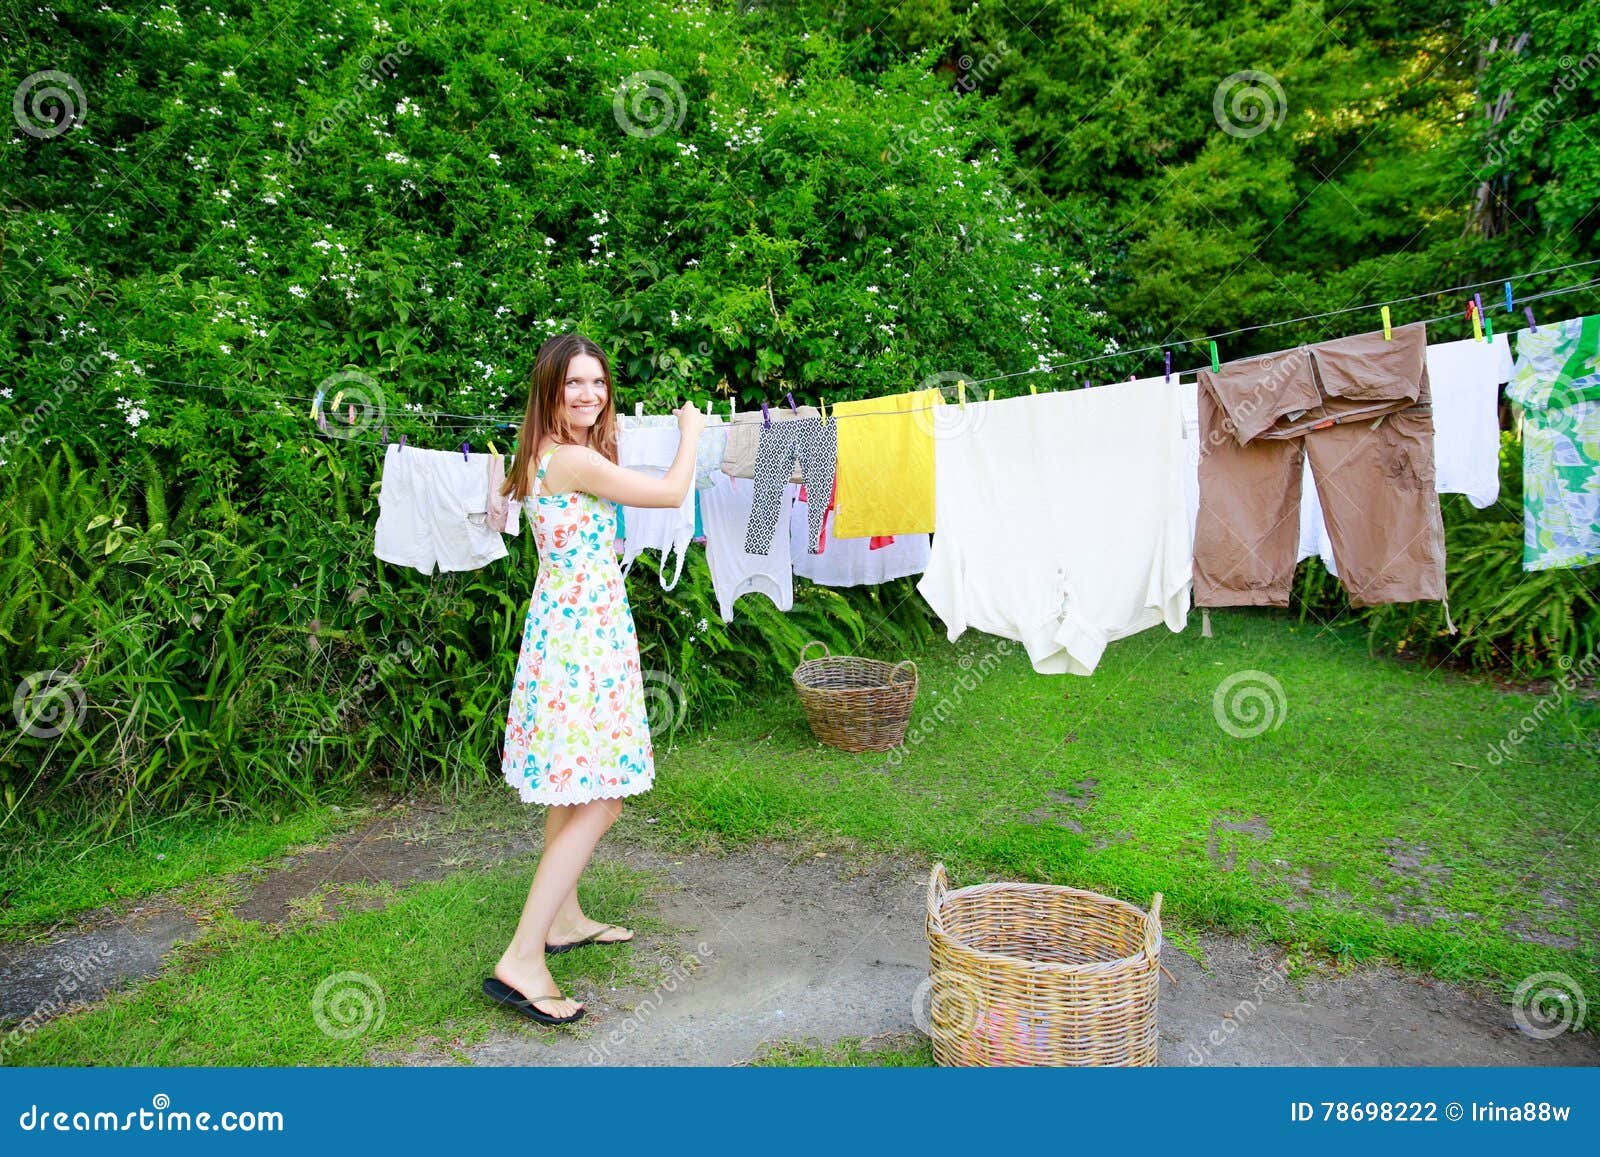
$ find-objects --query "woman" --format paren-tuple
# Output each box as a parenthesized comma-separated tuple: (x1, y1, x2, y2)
(486, 332, 705, 1026)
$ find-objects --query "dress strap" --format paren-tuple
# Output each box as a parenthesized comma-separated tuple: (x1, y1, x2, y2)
(529, 445, 562, 500)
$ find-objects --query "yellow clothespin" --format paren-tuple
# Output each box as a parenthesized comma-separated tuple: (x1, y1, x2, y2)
(957, 380, 966, 409)
(488, 439, 500, 457)
(987, 388, 995, 401)
(1470, 302, 1483, 343)
(1381, 306, 1392, 340)
(819, 397, 827, 420)
(332, 390, 345, 409)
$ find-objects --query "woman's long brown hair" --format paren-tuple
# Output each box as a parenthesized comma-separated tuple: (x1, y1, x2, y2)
(500, 333, 619, 503)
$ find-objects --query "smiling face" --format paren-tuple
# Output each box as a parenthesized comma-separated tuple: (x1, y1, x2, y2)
(561, 353, 609, 429)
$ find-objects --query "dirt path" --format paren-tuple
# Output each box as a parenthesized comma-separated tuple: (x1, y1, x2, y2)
(4, 796, 1595, 1066)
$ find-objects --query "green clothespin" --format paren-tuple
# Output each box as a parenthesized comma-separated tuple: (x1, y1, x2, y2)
(1209, 341, 1220, 372)
(1381, 306, 1392, 340)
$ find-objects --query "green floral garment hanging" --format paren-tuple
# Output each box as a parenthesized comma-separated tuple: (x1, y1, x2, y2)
(1505, 315, 1600, 571)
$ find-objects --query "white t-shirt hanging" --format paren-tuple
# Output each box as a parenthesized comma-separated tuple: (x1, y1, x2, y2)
(700, 469, 796, 622)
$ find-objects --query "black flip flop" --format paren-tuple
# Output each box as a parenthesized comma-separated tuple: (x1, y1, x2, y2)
(482, 976, 585, 1025)
(545, 923, 635, 955)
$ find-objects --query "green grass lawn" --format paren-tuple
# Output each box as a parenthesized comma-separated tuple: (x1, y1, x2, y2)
(4, 609, 1595, 1064)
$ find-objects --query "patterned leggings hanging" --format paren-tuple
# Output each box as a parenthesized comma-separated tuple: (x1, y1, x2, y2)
(745, 415, 838, 556)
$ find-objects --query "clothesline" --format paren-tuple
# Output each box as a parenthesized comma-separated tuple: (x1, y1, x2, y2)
(69, 261, 1600, 441)
(302, 275, 1600, 445)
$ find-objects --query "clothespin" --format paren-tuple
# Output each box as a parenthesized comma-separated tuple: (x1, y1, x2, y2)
(957, 380, 966, 409)
(705, 399, 713, 416)
(1210, 341, 1220, 372)
(785, 392, 798, 413)
(332, 390, 345, 410)
(1028, 381, 1037, 394)
(819, 397, 828, 419)
(398, 433, 406, 451)
(381, 424, 388, 445)
(461, 441, 470, 461)
(1381, 306, 1392, 340)
(1504, 281, 1515, 312)
(1524, 306, 1538, 332)
(1470, 301, 1483, 343)
(729, 397, 737, 416)
(761, 401, 771, 428)
(488, 439, 500, 456)
(1164, 350, 1172, 383)
(1083, 378, 1090, 390)
(987, 388, 995, 401)
(346, 404, 355, 424)
(316, 409, 328, 433)
(310, 389, 324, 421)
(1484, 312, 1495, 342)
(635, 401, 644, 417)
(1473, 292, 1485, 323)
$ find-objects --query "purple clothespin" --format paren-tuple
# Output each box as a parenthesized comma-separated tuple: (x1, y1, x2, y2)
(461, 441, 470, 461)
(381, 424, 388, 445)
(398, 433, 406, 452)
(785, 392, 797, 413)
(1524, 306, 1537, 332)
(1473, 292, 1484, 322)
(1164, 350, 1171, 383)
(761, 401, 771, 428)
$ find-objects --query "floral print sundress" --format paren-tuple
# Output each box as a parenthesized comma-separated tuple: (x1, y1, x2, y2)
(500, 446, 656, 804)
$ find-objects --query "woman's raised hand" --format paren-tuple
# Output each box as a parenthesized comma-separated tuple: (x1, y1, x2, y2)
(674, 399, 707, 442)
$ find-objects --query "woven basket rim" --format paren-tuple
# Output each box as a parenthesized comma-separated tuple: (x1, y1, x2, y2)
(928, 880, 1162, 973)
(792, 663, 917, 691)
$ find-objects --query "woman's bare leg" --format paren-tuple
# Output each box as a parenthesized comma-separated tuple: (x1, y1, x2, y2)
(494, 797, 623, 1016)
(543, 802, 634, 946)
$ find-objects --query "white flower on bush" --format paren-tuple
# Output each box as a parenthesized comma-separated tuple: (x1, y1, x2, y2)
(288, 285, 307, 298)
(385, 151, 409, 164)
(116, 396, 148, 428)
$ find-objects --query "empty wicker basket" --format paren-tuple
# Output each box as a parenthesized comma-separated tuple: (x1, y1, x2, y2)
(791, 640, 917, 753)
(923, 862, 1162, 1066)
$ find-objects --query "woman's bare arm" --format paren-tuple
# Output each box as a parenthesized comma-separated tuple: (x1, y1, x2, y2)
(543, 442, 696, 509)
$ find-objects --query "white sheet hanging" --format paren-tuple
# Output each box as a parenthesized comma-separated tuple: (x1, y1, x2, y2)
(918, 379, 1191, 675)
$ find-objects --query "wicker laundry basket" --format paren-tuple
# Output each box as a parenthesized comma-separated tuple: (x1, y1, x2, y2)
(791, 640, 918, 753)
(923, 862, 1163, 1066)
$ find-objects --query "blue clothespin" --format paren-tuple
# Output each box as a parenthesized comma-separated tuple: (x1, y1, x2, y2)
(761, 401, 771, 428)
(1504, 281, 1514, 312)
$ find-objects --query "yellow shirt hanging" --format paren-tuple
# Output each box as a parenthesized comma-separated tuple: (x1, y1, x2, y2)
(831, 388, 944, 537)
